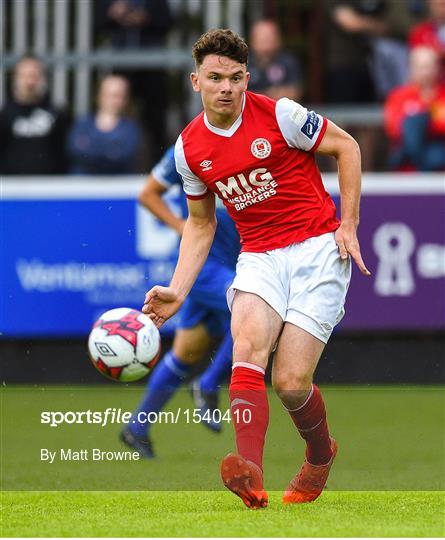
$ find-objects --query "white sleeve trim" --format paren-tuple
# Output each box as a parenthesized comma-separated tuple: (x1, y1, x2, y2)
(275, 98, 325, 152)
(174, 135, 208, 197)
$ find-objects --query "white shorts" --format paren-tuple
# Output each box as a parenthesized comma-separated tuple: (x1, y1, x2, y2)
(227, 232, 352, 343)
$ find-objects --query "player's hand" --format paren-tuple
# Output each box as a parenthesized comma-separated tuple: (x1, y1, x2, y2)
(142, 286, 184, 328)
(335, 222, 371, 276)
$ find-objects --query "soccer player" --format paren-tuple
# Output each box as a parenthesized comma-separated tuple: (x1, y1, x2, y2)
(142, 29, 370, 508)
(121, 145, 240, 455)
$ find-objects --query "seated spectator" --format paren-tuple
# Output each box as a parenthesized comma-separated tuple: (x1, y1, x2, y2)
(247, 19, 302, 101)
(0, 55, 69, 175)
(67, 75, 141, 175)
(384, 46, 445, 171)
(409, 0, 445, 58)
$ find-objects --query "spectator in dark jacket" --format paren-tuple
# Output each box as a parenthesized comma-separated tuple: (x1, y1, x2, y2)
(0, 56, 69, 175)
(97, 0, 172, 47)
(247, 19, 302, 101)
(67, 75, 141, 175)
(324, 1, 425, 102)
(97, 0, 173, 163)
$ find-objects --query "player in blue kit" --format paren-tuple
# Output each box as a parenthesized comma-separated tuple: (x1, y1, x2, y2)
(121, 146, 240, 457)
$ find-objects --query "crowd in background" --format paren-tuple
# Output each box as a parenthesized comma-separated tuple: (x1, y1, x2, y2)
(1, 0, 444, 175)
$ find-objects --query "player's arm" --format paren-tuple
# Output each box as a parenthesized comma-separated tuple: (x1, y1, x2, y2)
(316, 120, 371, 276)
(170, 193, 217, 297)
(139, 173, 186, 235)
(142, 193, 217, 327)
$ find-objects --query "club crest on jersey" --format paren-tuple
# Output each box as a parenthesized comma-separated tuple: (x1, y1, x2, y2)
(250, 138, 271, 159)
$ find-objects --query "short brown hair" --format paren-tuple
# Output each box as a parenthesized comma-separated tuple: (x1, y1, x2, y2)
(192, 29, 248, 66)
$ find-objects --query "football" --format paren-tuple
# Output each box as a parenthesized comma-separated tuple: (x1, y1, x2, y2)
(88, 307, 161, 382)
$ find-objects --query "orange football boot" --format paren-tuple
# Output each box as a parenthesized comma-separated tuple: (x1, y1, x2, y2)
(220, 453, 268, 509)
(283, 437, 338, 504)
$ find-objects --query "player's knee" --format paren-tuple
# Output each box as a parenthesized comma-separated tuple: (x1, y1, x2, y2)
(232, 336, 267, 365)
(233, 336, 254, 360)
(272, 374, 312, 409)
(173, 327, 210, 365)
(173, 344, 205, 365)
(276, 389, 311, 410)
(176, 353, 201, 365)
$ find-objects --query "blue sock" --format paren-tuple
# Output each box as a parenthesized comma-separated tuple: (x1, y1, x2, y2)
(130, 351, 191, 438)
(199, 331, 233, 393)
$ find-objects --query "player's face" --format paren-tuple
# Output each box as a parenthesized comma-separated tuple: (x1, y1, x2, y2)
(191, 54, 249, 129)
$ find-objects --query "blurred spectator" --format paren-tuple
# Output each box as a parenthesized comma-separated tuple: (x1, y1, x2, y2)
(409, 0, 445, 78)
(0, 56, 69, 175)
(67, 75, 141, 175)
(371, 0, 425, 99)
(97, 0, 173, 163)
(324, 0, 423, 102)
(324, 0, 381, 102)
(384, 46, 445, 171)
(247, 19, 302, 101)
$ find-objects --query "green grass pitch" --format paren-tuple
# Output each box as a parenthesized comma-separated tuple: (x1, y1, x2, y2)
(1, 385, 444, 537)
(2, 490, 443, 537)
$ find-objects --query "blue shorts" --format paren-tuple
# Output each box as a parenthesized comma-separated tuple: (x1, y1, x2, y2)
(178, 260, 235, 337)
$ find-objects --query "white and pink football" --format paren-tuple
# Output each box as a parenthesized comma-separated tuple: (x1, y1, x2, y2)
(88, 308, 161, 382)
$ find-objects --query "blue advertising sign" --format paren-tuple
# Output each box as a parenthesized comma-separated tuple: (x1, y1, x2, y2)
(1, 174, 444, 337)
(1, 178, 182, 337)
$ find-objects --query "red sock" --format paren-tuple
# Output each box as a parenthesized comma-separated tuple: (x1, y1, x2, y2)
(229, 362, 269, 471)
(287, 385, 332, 465)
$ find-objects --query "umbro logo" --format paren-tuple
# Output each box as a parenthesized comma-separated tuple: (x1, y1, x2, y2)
(199, 159, 212, 171)
(230, 398, 255, 408)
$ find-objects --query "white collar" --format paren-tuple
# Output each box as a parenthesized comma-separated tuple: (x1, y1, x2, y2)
(203, 92, 246, 137)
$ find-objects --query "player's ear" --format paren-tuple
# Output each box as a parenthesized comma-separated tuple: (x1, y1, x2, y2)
(190, 71, 200, 93)
(245, 71, 250, 90)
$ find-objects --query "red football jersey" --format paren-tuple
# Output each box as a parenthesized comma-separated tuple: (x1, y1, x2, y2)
(175, 91, 340, 253)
